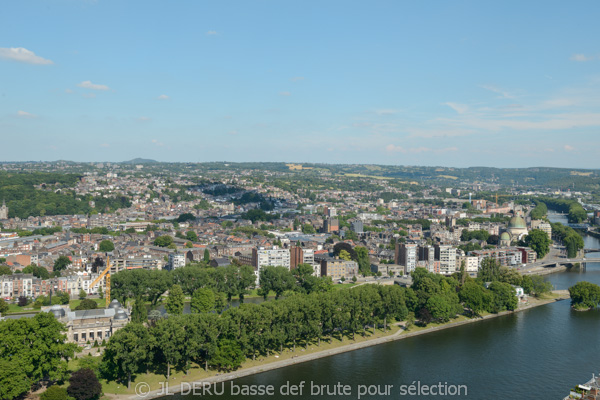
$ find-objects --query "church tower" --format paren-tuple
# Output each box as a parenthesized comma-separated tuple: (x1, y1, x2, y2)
(0, 200, 8, 219)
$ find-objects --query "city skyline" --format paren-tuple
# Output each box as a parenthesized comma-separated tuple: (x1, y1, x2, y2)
(2, 0, 600, 168)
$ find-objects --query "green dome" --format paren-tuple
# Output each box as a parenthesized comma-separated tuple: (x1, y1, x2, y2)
(508, 216, 526, 229)
(500, 232, 511, 240)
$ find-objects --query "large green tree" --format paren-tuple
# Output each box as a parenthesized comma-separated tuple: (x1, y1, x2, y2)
(67, 368, 102, 400)
(569, 281, 600, 310)
(53, 255, 72, 272)
(0, 313, 76, 400)
(165, 284, 185, 315)
(98, 240, 115, 252)
(258, 266, 295, 299)
(524, 229, 551, 259)
(459, 282, 488, 316)
(153, 235, 174, 248)
(191, 288, 215, 313)
(101, 323, 150, 389)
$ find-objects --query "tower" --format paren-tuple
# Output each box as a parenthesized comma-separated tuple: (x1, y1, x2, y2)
(0, 200, 8, 220)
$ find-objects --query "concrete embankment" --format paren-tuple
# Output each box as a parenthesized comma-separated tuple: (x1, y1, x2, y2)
(523, 265, 568, 276)
(122, 291, 569, 400)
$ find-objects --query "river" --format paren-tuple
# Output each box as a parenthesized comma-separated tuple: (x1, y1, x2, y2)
(170, 212, 600, 399)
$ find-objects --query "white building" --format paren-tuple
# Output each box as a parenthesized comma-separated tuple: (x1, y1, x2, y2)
(168, 253, 186, 270)
(253, 247, 291, 284)
(435, 245, 457, 275)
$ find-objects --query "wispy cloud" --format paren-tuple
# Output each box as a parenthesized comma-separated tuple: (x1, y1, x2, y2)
(385, 145, 458, 154)
(374, 109, 399, 116)
(571, 53, 594, 62)
(206, 30, 218, 35)
(151, 139, 164, 147)
(157, 94, 169, 100)
(16, 110, 37, 119)
(291, 77, 304, 82)
(100, 143, 110, 148)
(137, 116, 151, 122)
(279, 91, 291, 96)
(78, 80, 109, 91)
(480, 84, 515, 99)
(228, 130, 238, 135)
(0, 47, 53, 65)
(564, 144, 575, 151)
(443, 102, 469, 114)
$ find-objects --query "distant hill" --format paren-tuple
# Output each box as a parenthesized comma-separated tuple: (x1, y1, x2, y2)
(121, 158, 158, 164)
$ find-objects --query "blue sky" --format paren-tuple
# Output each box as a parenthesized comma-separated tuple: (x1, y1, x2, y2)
(1, 0, 600, 168)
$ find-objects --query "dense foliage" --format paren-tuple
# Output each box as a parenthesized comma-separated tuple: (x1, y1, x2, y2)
(0, 172, 130, 219)
(0, 313, 77, 400)
(568, 281, 600, 310)
(551, 223, 585, 258)
(523, 229, 552, 258)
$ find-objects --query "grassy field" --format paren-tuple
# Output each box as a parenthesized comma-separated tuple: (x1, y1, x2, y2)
(70, 298, 106, 309)
(4, 297, 106, 314)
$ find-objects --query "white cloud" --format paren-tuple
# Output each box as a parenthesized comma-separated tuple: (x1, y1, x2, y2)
(206, 30, 218, 35)
(0, 47, 53, 65)
(16, 110, 37, 119)
(157, 94, 169, 100)
(291, 77, 304, 82)
(100, 143, 110, 148)
(374, 109, 399, 116)
(571, 53, 593, 62)
(279, 91, 291, 96)
(77, 80, 109, 91)
(444, 102, 469, 114)
(564, 145, 575, 151)
(137, 116, 151, 122)
(151, 139, 164, 147)
(65, 89, 74, 94)
(480, 84, 515, 99)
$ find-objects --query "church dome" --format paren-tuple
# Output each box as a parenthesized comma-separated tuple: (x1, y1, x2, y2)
(108, 299, 121, 309)
(500, 232, 511, 241)
(508, 216, 527, 229)
(113, 309, 128, 320)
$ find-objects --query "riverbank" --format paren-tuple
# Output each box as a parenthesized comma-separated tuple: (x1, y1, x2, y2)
(109, 290, 570, 400)
(523, 265, 568, 276)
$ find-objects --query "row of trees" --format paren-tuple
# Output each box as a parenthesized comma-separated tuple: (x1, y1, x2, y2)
(530, 201, 548, 220)
(103, 261, 546, 390)
(102, 284, 411, 388)
(552, 223, 585, 258)
(113, 263, 336, 312)
(537, 197, 588, 223)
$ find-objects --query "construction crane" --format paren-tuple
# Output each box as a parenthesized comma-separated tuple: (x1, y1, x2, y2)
(495, 193, 514, 205)
(90, 256, 112, 307)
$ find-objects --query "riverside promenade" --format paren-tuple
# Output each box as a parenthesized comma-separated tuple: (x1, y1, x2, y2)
(119, 290, 570, 400)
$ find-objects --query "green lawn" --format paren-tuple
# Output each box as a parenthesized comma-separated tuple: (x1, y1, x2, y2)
(6, 303, 38, 314)
(333, 283, 356, 290)
(69, 298, 106, 309)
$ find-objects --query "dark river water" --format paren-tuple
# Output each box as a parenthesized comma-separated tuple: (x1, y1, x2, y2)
(167, 212, 600, 400)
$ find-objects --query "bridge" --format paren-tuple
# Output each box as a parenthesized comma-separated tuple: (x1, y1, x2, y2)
(520, 257, 588, 275)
